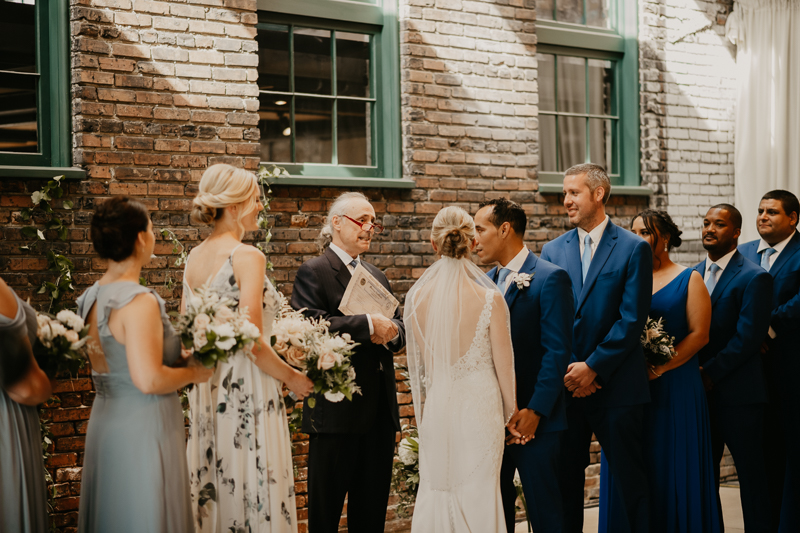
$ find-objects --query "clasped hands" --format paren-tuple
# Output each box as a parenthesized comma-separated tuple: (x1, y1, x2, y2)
(370, 314, 398, 345)
(505, 408, 541, 446)
(564, 362, 601, 398)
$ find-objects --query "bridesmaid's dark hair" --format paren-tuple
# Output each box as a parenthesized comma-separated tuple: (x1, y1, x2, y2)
(90, 196, 150, 262)
(632, 209, 683, 252)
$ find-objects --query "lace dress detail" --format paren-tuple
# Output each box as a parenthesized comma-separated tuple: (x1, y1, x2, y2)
(185, 247, 297, 533)
(452, 289, 496, 382)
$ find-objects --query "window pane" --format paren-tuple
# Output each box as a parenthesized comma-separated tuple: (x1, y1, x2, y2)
(295, 97, 332, 163)
(539, 114, 557, 172)
(0, 72, 38, 153)
(586, 0, 611, 28)
(589, 118, 612, 171)
(558, 116, 586, 171)
(588, 59, 613, 116)
(556, 0, 583, 24)
(338, 100, 370, 166)
(257, 25, 290, 92)
(557, 56, 585, 114)
(294, 28, 332, 95)
(258, 94, 291, 163)
(538, 54, 555, 112)
(0, 0, 36, 73)
(537, 0, 554, 21)
(336, 32, 370, 97)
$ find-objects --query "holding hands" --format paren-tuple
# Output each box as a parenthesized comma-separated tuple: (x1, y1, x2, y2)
(370, 313, 399, 345)
(505, 408, 542, 446)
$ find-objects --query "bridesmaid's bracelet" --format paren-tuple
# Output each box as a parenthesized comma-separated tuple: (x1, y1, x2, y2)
(649, 367, 662, 377)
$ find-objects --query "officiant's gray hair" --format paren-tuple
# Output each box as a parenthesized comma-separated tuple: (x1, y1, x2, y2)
(318, 191, 370, 249)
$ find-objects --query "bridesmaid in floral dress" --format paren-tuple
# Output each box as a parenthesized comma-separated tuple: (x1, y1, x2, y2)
(183, 164, 313, 533)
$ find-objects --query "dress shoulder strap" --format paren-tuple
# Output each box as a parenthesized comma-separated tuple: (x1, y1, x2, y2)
(94, 282, 165, 337)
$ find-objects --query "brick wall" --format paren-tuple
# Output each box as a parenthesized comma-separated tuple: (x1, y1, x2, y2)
(0, 0, 747, 531)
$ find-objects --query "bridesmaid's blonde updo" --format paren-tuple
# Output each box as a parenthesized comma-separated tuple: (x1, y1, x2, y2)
(431, 206, 475, 259)
(192, 164, 260, 235)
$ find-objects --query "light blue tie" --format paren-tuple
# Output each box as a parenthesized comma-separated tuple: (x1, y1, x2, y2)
(581, 235, 593, 282)
(760, 247, 777, 272)
(497, 268, 511, 293)
(705, 263, 721, 295)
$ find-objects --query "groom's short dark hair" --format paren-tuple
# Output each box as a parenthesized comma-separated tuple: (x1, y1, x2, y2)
(478, 198, 527, 236)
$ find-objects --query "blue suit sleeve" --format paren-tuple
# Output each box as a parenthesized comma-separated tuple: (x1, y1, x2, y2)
(771, 284, 800, 336)
(704, 271, 773, 384)
(585, 240, 652, 383)
(527, 268, 573, 417)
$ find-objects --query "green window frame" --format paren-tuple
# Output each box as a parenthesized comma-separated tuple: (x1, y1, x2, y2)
(536, 0, 647, 195)
(0, 0, 80, 178)
(257, 0, 410, 188)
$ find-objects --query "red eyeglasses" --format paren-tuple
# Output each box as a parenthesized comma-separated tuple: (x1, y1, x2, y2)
(343, 215, 384, 234)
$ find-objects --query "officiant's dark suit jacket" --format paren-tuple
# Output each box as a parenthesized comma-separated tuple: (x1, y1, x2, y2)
(489, 250, 573, 533)
(693, 250, 773, 533)
(541, 220, 652, 533)
(291, 246, 405, 434)
(740, 231, 800, 531)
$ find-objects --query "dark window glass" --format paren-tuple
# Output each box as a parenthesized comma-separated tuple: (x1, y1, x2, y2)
(0, 0, 38, 153)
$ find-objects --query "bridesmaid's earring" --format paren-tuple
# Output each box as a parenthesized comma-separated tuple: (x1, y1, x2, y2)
(664, 243, 668, 252)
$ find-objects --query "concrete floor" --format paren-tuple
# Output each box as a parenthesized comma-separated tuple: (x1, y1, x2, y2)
(514, 486, 744, 532)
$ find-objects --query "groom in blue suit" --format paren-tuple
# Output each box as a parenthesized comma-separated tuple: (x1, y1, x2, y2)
(474, 198, 573, 533)
(693, 204, 773, 533)
(739, 190, 800, 532)
(540, 164, 652, 532)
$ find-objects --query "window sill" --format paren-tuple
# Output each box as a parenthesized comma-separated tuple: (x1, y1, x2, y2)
(538, 183, 653, 196)
(0, 166, 86, 179)
(267, 176, 416, 189)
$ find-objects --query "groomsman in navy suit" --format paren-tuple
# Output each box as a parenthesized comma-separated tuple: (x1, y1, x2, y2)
(474, 198, 573, 533)
(540, 164, 652, 533)
(693, 204, 773, 533)
(739, 190, 800, 532)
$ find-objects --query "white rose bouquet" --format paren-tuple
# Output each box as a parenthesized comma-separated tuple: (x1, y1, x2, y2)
(271, 292, 360, 408)
(35, 310, 89, 377)
(640, 316, 677, 367)
(176, 285, 261, 368)
(390, 426, 420, 518)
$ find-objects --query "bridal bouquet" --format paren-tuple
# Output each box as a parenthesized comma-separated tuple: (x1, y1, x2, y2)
(35, 310, 89, 377)
(390, 426, 420, 518)
(176, 286, 261, 368)
(271, 292, 360, 408)
(641, 316, 677, 367)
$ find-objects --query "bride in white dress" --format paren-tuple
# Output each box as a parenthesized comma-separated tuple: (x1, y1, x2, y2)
(405, 206, 518, 532)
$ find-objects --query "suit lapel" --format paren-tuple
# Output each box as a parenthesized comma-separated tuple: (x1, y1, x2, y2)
(564, 230, 583, 302)
(505, 251, 537, 311)
(710, 252, 743, 306)
(324, 247, 352, 290)
(767, 231, 800, 278)
(576, 222, 618, 312)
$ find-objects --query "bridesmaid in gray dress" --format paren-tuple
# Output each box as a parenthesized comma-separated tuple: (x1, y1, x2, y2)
(76, 197, 212, 533)
(0, 277, 52, 533)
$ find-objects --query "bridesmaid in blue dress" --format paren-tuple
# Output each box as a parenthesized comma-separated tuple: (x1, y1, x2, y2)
(599, 210, 720, 533)
(0, 277, 52, 533)
(76, 197, 213, 533)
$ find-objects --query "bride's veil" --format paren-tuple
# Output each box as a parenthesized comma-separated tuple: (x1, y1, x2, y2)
(404, 252, 516, 490)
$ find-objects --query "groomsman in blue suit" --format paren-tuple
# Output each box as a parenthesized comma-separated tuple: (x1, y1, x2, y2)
(739, 190, 800, 532)
(474, 198, 573, 533)
(693, 204, 773, 533)
(540, 164, 652, 533)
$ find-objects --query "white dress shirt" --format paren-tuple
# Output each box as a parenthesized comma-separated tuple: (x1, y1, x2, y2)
(329, 243, 398, 342)
(498, 246, 530, 295)
(577, 215, 610, 259)
(756, 231, 796, 269)
(703, 248, 736, 287)
(756, 231, 796, 338)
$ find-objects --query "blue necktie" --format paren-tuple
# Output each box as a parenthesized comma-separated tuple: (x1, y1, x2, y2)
(348, 259, 359, 270)
(581, 235, 593, 282)
(497, 268, 511, 293)
(705, 263, 721, 295)
(760, 247, 777, 272)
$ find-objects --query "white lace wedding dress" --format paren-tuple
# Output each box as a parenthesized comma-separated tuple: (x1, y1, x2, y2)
(405, 256, 516, 533)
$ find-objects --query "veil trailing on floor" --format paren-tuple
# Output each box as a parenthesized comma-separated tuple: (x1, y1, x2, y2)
(404, 255, 516, 491)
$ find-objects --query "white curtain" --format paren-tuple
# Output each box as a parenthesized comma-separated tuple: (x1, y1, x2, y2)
(728, 0, 800, 242)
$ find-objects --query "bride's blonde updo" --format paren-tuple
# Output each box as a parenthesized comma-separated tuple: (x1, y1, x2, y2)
(191, 164, 260, 233)
(431, 206, 475, 259)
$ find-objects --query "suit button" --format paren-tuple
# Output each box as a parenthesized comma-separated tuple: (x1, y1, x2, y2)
(576, 313, 582, 319)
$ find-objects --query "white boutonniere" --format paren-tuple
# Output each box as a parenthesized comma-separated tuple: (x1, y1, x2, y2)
(512, 272, 533, 290)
